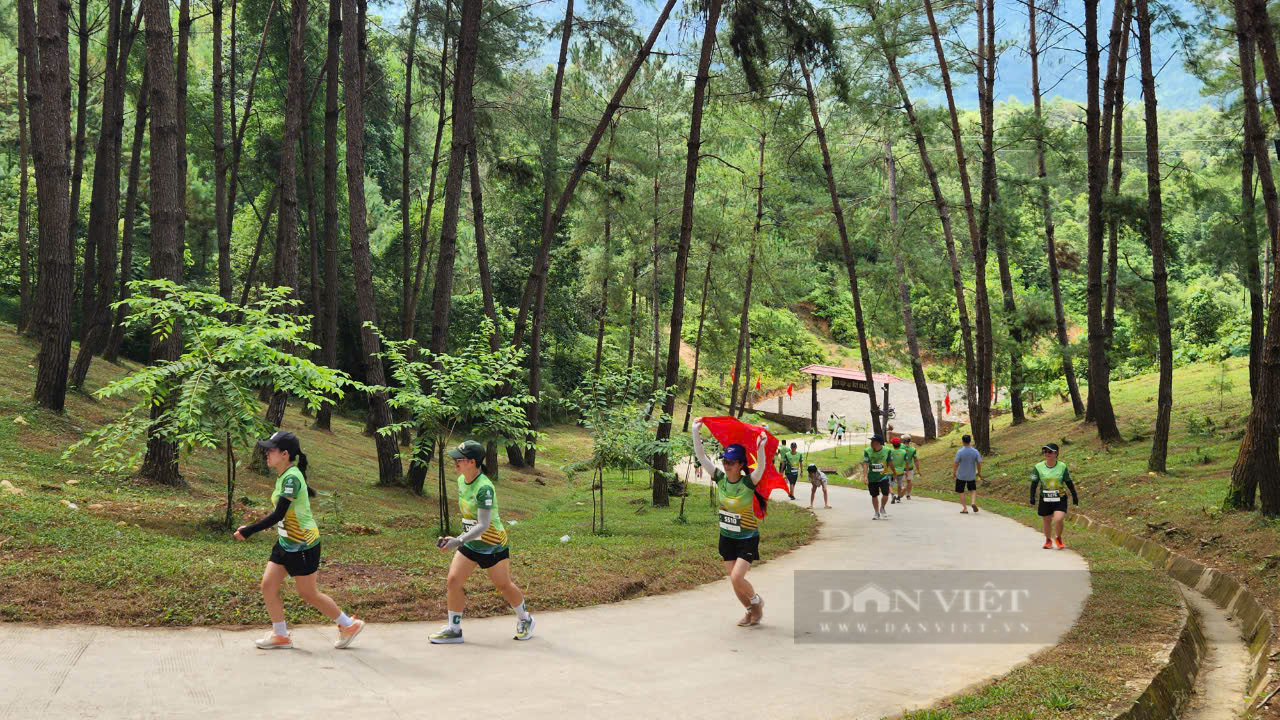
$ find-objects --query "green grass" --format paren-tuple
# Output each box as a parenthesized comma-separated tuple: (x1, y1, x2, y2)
(0, 324, 816, 626)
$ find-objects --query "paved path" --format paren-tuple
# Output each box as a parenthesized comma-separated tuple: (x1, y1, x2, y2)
(1, 443, 1088, 720)
(762, 379, 973, 437)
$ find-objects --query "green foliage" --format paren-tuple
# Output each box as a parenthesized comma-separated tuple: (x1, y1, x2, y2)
(65, 282, 348, 527)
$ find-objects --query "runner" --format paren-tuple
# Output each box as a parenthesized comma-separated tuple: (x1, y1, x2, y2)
(807, 463, 831, 509)
(692, 420, 768, 627)
(233, 431, 365, 650)
(828, 413, 838, 440)
(835, 415, 846, 446)
(1029, 442, 1078, 549)
(429, 440, 534, 644)
(778, 441, 802, 500)
(862, 435, 896, 520)
(901, 436, 919, 499)
(888, 437, 908, 504)
(953, 434, 982, 514)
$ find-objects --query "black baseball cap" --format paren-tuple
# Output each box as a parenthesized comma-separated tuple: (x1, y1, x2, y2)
(1042, 443, 1060, 453)
(257, 430, 301, 457)
(870, 435, 884, 444)
(447, 440, 486, 461)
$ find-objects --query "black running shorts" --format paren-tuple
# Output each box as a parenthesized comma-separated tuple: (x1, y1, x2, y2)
(718, 534, 760, 563)
(269, 542, 322, 577)
(459, 545, 510, 569)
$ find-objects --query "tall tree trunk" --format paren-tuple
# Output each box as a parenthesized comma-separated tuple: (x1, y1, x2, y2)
(225, 0, 279, 280)
(468, 127, 501, 476)
(993, 191, 1024, 425)
(1229, 0, 1280, 514)
(70, 0, 89, 275)
(1102, 1, 1133, 361)
(104, 68, 148, 363)
(16, 21, 32, 335)
(400, 0, 422, 341)
(1135, 0, 1171, 473)
(683, 246, 714, 433)
(303, 106, 323, 349)
(22, 0, 75, 412)
(314, 0, 341, 431)
(729, 233, 758, 417)
(263, 0, 308, 438)
(522, 0, 576, 468)
(70, 0, 136, 388)
(652, 0, 723, 506)
(1029, 0, 1085, 417)
(650, 167, 661, 398)
(214, 0, 230, 301)
(139, 0, 185, 483)
(1244, 149, 1263, 400)
(1084, 0, 1123, 442)
(407, 0, 451, 339)
(740, 329, 751, 417)
(970, 0, 996, 452)
(626, 254, 638, 380)
(409, 0, 480, 493)
(342, 0, 403, 485)
(800, 57, 881, 436)
(175, 0, 189, 236)
(511, 0, 681, 352)
(886, 141, 936, 439)
(920, 0, 980, 420)
(594, 122, 617, 375)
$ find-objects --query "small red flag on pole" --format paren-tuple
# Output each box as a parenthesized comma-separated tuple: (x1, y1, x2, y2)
(944, 394, 951, 415)
(786, 382, 794, 398)
(755, 376, 762, 390)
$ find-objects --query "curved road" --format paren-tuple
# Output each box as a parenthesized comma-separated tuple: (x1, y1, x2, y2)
(0, 449, 1088, 720)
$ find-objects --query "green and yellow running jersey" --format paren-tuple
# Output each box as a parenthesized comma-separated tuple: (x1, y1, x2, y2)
(1032, 461, 1071, 501)
(714, 469, 758, 539)
(457, 473, 508, 553)
(778, 448, 802, 475)
(888, 447, 908, 476)
(863, 446, 893, 482)
(904, 446, 917, 470)
(272, 466, 320, 552)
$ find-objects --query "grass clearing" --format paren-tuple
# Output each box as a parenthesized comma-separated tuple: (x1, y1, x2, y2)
(0, 324, 816, 626)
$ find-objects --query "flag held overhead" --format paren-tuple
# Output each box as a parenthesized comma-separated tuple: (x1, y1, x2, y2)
(697, 416, 787, 518)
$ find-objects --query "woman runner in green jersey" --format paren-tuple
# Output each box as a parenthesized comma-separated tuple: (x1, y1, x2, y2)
(234, 431, 365, 650)
(429, 440, 534, 644)
(1029, 442, 1078, 549)
(692, 420, 769, 627)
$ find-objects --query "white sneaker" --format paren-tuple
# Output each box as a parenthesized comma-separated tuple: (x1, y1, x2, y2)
(881, 509, 889, 518)
(873, 512, 880, 520)
(254, 631, 293, 650)
(514, 616, 536, 641)
(429, 625, 464, 644)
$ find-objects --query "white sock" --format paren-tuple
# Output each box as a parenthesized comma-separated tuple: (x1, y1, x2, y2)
(336, 612, 354, 628)
(750, 594, 761, 605)
(448, 609, 463, 632)
(272, 620, 288, 636)
(514, 601, 531, 622)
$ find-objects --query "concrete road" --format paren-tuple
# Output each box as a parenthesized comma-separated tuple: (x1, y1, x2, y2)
(0, 457, 1088, 720)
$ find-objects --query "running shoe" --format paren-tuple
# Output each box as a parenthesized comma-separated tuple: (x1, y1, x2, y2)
(971, 504, 979, 513)
(1055, 537, 1066, 550)
(873, 513, 880, 520)
(1043, 540, 1053, 549)
(254, 631, 293, 650)
(335, 618, 365, 649)
(514, 616, 536, 641)
(881, 509, 889, 518)
(737, 610, 753, 627)
(429, 626, 464, 644)
(747, 597, 764, 626)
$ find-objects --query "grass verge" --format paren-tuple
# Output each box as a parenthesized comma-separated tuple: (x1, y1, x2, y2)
(0, 323, 816, 626)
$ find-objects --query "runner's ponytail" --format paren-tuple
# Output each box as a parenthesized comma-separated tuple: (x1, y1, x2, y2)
(293, 450, 317, 497)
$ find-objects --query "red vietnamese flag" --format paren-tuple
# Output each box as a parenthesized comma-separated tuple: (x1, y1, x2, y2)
(731, 365, 736, 383)
(944, 394, 951, 415)
(755, 376, 762, 390)
(786, 382, 794, 398)
(698, 416, 787, 518)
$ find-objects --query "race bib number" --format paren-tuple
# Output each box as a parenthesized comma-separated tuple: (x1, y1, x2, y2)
(870, 463, 884, 473)
(1041, 489, 1060, 501)
(462, 518, 477, 533)
(276, 522, 288, 539)
(718, 510, 742, 532)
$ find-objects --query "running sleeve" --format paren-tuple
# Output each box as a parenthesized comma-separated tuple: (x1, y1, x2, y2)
(691, 427, 719, 478)
(445, 508, 491, 551)
(1064, 467, 1078, 504)
(1030, 466, 1040, 504)
(239, 496, 292, 538)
